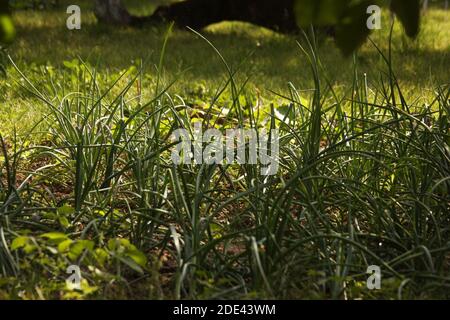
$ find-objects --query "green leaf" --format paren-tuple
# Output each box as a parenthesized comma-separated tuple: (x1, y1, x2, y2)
(293, 0, 318, 27)
(94, 248, 109, 265)
(108, 238, 130, 251)
(57, 205, 75, 216)
(43, 212, 57, 220)
(107, 238, 118, 251)
(391, 0, 420, 37)
(126, 247, 147, 267)
(63, 59, 79, 70)
(294, 0, 374, 55)
(68, 240, 94, 260)
(24, 243, 37, 254)
(41, 232, 68, 242)
(58, 239, 73, 253)
(0, 14, 16, 44)
(294, 0, 349, 27)
(294, 0, 420, 55)
(59, 216, 70, 228)
(335, 1, 373, 56)
(11, 236, 28, 250)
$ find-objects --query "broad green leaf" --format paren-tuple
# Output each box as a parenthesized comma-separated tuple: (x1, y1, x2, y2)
(391, 0, 420, 37)
(57, 205, 75, 216)
(68, 240, 94, 260)
(107, 238, 118, 250)
(41, 232, 68, 241)
(24, 243, 37, 254)
(11, 236, 28, 250)
(59, 216, 70, 228)
(294, 0, 349, 27)
(127, 247, 147, 267)
(63, 59, 79, 70)
(0, 14, 15, 44)
(94, 248, 109, 265)
(43, 212, 57, 220)
(293, 0, 420, 55)
(108, 238, 130, 251)
(58, 239, 73, 253)
(315, 0, 349, 25)
(335, 1, 372, 56)
(293, 0, 318, 27)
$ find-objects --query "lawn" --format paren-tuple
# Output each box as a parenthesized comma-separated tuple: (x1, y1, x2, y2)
(1, 0, 449, 133)
(0, 0, 449, 300)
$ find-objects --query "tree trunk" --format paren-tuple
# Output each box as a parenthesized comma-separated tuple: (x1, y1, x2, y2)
(147, 0, 297, 33)
(95, 0, 298, 33)
(94, 0, 132, 25)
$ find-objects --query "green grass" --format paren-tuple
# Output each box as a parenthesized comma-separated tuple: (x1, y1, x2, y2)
(1, 0, 449, 134)
(0, 1, 449, 300)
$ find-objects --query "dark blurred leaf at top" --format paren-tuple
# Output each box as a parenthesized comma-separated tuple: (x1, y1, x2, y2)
(0, 1, 16, 45)
(294, 0, 421, 56)
(391, 0, 421, 37)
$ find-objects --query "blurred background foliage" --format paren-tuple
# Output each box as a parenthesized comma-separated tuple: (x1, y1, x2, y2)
(2, 0, 447, 49)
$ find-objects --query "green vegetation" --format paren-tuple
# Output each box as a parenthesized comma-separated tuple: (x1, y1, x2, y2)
(1, 1, 449, 134)
(294, 0, 421, 55)
(0, 1, 449, 299)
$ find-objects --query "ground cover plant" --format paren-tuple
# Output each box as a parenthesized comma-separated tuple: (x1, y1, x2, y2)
(0, 0, 449, 300)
